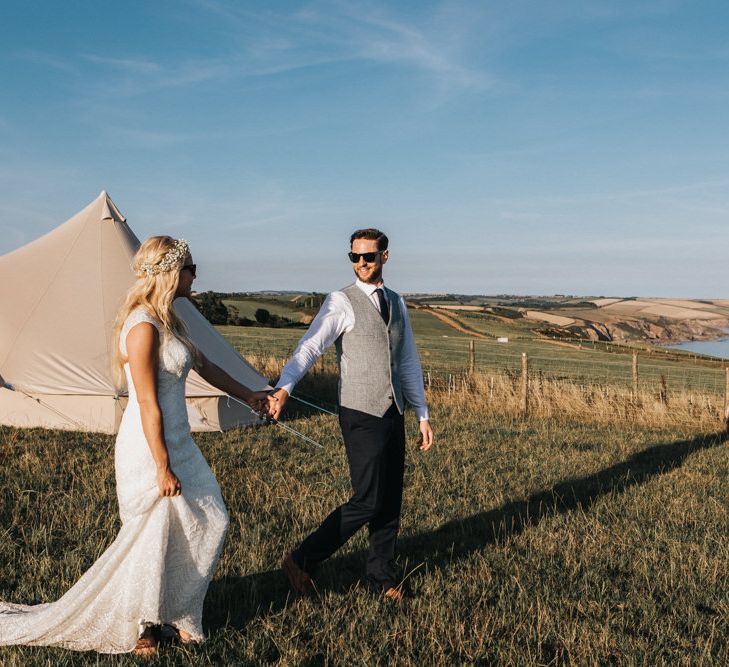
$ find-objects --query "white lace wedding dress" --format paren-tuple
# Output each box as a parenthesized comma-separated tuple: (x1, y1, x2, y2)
(0, 307, 229, 653)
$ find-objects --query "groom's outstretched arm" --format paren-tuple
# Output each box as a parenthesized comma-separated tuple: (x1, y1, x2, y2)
(268, 291, 352, 421)
(399, 296, 434, 451)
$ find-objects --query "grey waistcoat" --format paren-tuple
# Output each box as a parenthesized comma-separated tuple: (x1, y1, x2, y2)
(335, 284, 405, 417)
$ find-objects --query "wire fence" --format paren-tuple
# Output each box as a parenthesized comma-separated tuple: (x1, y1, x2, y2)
(417, 338, 727, 395)
(218, 327, 729, 406)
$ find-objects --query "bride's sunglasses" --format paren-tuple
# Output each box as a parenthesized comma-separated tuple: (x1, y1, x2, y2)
(181, 263, 197, 278)
(348, 251, 382, 263)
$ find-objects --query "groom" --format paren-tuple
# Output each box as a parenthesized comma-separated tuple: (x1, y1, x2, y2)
(268, 228, 434, 600)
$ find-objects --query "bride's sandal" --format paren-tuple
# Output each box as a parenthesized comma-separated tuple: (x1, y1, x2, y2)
(160, 624, 194, 645)
(133, 626, 159, 657)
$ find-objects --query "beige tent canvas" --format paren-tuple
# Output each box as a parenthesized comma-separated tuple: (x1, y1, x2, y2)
(0, 191, 270, 434)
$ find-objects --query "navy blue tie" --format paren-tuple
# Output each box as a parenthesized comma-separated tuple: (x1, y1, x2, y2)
(375, 288, 389, 324)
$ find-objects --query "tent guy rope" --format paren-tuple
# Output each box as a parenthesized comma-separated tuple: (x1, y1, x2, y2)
(224, 393, 325, 449)
(289, 393, 338, 416)
(2, 382, 87, 430)
(3, 382, 326, 449)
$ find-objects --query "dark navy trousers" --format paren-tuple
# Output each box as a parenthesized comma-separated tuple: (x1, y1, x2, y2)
(293, 403, 406, 590)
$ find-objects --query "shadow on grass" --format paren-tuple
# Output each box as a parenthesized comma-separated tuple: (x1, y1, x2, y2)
(205, 429, 727, 631)
(397, 429, 728, 566)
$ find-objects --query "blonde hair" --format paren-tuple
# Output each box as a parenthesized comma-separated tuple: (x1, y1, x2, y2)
(112, 236, 200, 389)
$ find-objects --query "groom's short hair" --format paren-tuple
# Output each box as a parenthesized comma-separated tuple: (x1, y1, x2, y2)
(350, 228, 388, 251)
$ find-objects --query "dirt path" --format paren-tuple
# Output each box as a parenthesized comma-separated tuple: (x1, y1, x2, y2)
(533, 332, 589, 350)
(417, 307, 490, 339)
(417, 305, 595, 350)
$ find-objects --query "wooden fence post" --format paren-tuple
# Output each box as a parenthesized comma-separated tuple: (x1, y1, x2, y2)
(632, 352, 638, 402)
(521, 352, 529, 415)
(468, 340, 476, 376)
(659, 374, 668, 406)
(724, 367, 729, 427)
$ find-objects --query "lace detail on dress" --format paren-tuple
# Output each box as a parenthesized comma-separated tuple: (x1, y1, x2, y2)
(0, 306, 228, 654)
(120, 307, 188, 378)
(120, 307, 160, 356)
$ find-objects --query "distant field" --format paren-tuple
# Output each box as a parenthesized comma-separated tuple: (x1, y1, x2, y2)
(590, 298, 623, 307)
(413, 308, 535, 340)
(524, 310, 575, 326)
(221, 296, 311, 324)
(430, 304, 484, 311)
(217, 326, 322, 370)
(651, 299, 720, 311)
(218, 306, 728, 397)
(410, 295, 729, 348)
(602, 300, 724, 320)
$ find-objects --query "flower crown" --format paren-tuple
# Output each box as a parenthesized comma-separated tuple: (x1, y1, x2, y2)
(139, 238, 189, 277)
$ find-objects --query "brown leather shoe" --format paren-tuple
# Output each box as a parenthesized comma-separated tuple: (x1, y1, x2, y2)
(282, 553, 313, 594)
(132, 626, 159, 657)
(383, 586, 406, 602)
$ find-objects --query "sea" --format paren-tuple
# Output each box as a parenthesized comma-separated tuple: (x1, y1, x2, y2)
(665, 337, 729, 360)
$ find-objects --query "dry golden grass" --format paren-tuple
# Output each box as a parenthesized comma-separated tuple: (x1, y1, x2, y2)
(639, 305, 723, 321)
(601, 300, 723, 320)
(649, 299, 720, 311)
(589, 298, 623, 307)
(251, 354, 727, 432)
(524, 311, 576, 326)
(466, 371, 725, 430)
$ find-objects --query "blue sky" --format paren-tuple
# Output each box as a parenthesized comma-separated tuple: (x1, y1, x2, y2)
(1, 1, 728, 297)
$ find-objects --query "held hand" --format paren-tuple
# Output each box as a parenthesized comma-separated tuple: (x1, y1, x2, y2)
(157, 466, 181, 497)
(416, 420, 434, 451)
(267, 388, 289, 422)
(247, 390, 271, 414)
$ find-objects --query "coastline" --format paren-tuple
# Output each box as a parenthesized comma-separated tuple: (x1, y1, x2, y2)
(649, 319, 729, 346)
(660, 335, 729, 360)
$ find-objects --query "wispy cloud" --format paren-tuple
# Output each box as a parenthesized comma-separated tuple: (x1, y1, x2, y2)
(5, 0, 494, 138)
(9, 2, 495, 107)
(294, 1, 490, 90)
(101, 125, 188, 147)
(493, 178, 729, 207)
(83, 54, 163, 74)
(13, 49, 80, 74)
(135, 182, 352, 238)
(81, 54, 233, 96)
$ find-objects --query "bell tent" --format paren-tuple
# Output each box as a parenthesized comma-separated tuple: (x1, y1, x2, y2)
(0, 191, 270, 433)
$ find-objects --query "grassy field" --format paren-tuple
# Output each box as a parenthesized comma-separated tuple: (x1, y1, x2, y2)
(1, 373, 728, 665)
(221, 295, 316, 325)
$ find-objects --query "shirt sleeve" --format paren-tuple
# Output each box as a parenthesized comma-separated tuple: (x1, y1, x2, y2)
(398, 296, 430, 421)
(275, 292, 352, 395)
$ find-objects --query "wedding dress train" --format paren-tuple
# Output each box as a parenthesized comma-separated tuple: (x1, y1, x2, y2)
(0, 307, 228, 653)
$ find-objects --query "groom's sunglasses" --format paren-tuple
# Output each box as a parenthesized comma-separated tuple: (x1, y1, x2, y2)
(348, 251, 382, 263)
(181, 263, 197, 278)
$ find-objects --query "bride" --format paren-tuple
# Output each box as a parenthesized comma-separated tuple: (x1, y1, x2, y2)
(0, 236, 270, 655)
